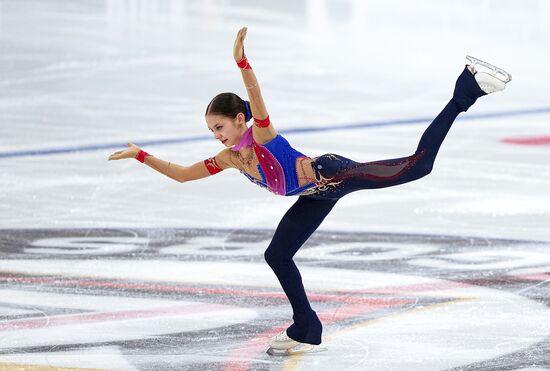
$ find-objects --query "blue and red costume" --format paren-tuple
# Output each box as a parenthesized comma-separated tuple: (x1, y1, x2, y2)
(211, 67, 486, 345)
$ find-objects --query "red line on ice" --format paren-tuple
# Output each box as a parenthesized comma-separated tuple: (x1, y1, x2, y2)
(0, 303, 229, 331)
(501, 136, 550, 145)
(0, 275, 405, 305)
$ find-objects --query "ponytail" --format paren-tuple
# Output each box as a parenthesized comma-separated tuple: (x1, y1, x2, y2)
(243, 100, 252, 122)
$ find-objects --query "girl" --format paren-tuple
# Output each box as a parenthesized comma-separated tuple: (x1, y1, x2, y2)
(109, 27, 511, 354)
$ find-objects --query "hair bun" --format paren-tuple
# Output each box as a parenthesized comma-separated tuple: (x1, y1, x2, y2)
(243, 100, 252, 122)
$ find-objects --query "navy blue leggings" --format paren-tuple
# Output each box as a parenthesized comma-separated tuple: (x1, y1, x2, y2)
(264, 67, 487, 345)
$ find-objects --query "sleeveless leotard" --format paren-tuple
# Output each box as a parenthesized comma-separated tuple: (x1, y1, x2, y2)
(231, 126, 316, 196)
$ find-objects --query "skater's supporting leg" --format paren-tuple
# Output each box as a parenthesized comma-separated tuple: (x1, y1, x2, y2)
(264, 196, 338, 345)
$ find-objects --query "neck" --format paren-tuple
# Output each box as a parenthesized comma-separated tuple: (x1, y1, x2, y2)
(231, 125, 253, 152)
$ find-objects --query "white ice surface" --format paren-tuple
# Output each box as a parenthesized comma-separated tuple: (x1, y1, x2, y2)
(0, 346, 138, 371)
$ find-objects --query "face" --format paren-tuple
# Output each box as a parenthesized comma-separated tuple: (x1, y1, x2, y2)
(205, 113, 246, 148)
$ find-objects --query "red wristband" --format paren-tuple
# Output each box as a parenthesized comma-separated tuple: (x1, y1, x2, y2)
(135, 150, 150, 163)
(237, 54, 251, 70)
(254, 115, 270, 128)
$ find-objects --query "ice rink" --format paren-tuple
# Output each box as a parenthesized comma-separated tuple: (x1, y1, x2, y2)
(1, 0, 550, 370)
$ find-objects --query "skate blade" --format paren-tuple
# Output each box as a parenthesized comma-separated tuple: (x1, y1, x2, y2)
(466, 55, 512, 83)
(267, 344, 327, 356)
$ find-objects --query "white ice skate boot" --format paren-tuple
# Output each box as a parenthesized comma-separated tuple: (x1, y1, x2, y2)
(266, 330, 327, 356)
(466, 55, 512, 94)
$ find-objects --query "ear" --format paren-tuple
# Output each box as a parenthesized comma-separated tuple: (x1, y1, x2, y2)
(235, 112, 246, 125)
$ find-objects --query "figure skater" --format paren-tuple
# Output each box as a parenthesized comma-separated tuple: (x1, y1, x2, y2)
(109, 27, 511, 355)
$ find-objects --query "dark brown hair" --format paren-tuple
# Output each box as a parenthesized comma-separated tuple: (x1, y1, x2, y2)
(205, 92, 252, 122)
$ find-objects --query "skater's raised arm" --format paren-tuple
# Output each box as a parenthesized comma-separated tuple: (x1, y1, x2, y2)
(108, 143, 233, 183)
(233, 27, 277, 143)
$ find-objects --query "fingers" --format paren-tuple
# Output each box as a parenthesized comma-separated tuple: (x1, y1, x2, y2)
(240, 27, 247, 43)
(108, 149, 127, 161)
(108, 151, 121, 160)
(236, 27, 247, 43)
(235, 27, 247, 59)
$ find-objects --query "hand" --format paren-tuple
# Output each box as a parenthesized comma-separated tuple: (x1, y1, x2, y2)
(233, 27, 247, 62)
(108, 142, 141, 161)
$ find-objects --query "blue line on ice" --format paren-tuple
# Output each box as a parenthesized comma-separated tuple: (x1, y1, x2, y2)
(2, 106, 550, 159)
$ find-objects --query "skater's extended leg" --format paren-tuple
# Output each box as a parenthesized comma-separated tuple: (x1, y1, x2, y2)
(311, 98, 461, 195)
(264, 195, 338, 345)
(309, 60, 510, 199)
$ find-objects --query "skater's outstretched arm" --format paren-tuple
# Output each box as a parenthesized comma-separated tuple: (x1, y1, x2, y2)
(233, 27, 277, 143)
(108, 143, 233, 182)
